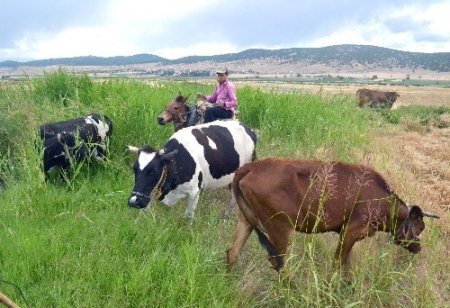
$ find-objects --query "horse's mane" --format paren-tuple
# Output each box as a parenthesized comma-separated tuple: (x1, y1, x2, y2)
(185, 105, 200, 127)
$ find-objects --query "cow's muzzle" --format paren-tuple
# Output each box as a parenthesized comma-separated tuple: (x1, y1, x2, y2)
(128, 192, 151, 209)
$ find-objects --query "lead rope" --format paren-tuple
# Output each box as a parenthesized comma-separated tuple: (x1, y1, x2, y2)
(150, 166, 168, 201)
(131, 166, 168, 202)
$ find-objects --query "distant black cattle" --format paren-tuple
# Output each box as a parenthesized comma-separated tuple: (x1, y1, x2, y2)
(39, 114, 113, 179)
(356, 88, 400, 108)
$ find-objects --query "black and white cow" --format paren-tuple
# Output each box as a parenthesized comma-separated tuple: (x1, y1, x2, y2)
(127, 120, 257, 220)
(39, 113, 113, 179)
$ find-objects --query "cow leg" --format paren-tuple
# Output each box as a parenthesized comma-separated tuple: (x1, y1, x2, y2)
(226, 209, 253, 270)
(263, 226, 292, 272)
(221, 187, 236, 220)
(94, 145, 107, 161)
(335, 222, 370, 270)
(184, 190, 201, 222)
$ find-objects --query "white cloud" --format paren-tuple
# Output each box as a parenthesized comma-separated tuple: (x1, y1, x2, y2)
(0, 0, 449, 61)
(107, 0, 217, 21)
(1, 0, 223, 60)
(12, 26, 138, 59)
(154, 41, 238, 59)
(308, 2, 450, 53)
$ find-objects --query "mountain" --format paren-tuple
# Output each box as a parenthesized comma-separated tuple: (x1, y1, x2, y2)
(171, 45, 450, 72)
(0, 54, 166, 68)
(1, 44, 449, 73)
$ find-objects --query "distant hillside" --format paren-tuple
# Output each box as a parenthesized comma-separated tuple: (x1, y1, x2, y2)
(0, 54, 165, 68)
(1, 44, 450, 72)
(172, 45, 450, 72)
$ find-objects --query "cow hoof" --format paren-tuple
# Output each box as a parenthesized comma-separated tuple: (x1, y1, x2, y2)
(279, 269, 298, 289)
(184, 216, 194, 225)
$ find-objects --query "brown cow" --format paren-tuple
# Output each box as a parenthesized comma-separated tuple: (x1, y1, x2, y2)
(227, 158, 439, 272)
(356, 88, 399, 108)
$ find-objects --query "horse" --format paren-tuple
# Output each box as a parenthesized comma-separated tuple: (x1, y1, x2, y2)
(157, 93, 210, 132)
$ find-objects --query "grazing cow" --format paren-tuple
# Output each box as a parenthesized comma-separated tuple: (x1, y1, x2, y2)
(127, 120, 257, 220)
(39, 114, 113, 179)
(356, 88, 399, 108)
(227, 158, 439, 271)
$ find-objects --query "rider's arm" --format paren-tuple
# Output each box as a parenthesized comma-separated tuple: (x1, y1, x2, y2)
(206, 86, 218, 103)
(223, 83, 237, 110)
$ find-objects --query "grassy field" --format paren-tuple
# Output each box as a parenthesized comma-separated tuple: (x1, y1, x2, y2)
(0, 71, 449, 307)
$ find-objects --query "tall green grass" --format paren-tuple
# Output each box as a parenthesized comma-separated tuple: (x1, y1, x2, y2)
(239, 87, 370, 158)
(0, 71, 446, 307)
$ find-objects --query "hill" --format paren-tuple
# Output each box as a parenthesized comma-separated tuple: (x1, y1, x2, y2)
(173, 45, 450, 72)
(1, 45, 450, 79)
(0, 53, 165, 68)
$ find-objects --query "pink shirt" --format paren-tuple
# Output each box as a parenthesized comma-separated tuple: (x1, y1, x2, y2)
(206, 80, 238, 111)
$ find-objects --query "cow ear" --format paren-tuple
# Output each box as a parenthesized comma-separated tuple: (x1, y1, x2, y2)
(408, 205, 424, 220)
(127, 145, 140, 153)
(160, 149, 178, 163)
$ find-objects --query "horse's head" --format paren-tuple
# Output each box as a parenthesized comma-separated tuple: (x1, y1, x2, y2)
(157, 92, 190, 131)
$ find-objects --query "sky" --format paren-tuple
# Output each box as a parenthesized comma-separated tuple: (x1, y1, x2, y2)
(1, 0, 450, 62)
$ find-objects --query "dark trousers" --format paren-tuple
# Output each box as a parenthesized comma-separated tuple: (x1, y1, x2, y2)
(204, 106, 233, 123)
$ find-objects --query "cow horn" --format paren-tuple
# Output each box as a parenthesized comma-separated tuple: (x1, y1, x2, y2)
(127, 145, 140, 153)
(422, 211, 440, 219)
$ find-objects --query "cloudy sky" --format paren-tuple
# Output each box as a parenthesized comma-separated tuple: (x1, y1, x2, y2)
(1, 0, 449, 61)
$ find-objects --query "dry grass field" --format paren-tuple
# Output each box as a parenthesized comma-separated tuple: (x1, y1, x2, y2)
(374, 127, 450, 227)
(238, 81, 450, 107)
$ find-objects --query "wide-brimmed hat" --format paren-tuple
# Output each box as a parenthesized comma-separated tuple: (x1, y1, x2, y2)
(216, 68, 228, 74)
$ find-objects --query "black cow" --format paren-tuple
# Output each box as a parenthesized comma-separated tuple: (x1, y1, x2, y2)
(39, 114, 113, 179)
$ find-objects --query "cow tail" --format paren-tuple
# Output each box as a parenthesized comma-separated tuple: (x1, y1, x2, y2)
(232, 167, 283, 271)
(232, 167, 253, 221)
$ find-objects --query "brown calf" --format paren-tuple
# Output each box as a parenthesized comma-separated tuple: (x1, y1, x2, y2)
(356, 88, 399, 108)
(227, 158, 439, 271)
